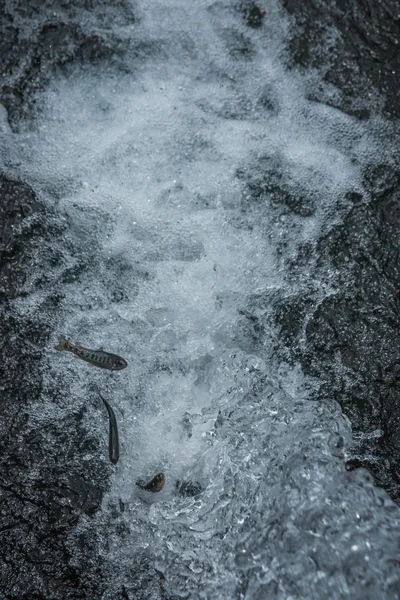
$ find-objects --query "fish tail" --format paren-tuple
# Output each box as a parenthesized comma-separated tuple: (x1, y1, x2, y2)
(54, 336, 69, 351)
(98, 392, 110, 411)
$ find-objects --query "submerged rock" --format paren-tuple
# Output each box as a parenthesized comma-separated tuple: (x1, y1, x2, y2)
(0, 0, 136, 129)
(284, 0, 400, 119)
(2, 0, 400, 598)
(302, 165, 400, 501)
(175, 479, 203, 497)
(0, 174, 110, 598)
(279, 1, 400, 501)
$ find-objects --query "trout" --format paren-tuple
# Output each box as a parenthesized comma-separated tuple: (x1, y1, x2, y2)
(99, 393, 120, 465)
(54, 336, 127, 370)
(136, 472, 165, 493)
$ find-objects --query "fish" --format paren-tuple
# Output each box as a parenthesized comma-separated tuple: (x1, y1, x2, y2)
(99, 393, 120, 465)
(136, 472, 165, 493)
(54, 336, 127, 370)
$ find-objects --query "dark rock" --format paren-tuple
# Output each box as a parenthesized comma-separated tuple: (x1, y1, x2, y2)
(239, 2, 266, 29)
(236, 154, 317, 217)
(0, 0, 136, 130)
(301, 166, 400, 501)
(0, 173, 111, 598)
(283, 0, 400, 119)
(175, 480, 203, 498)
(0, 175, 59, 300)
(277, 1, 400, 502)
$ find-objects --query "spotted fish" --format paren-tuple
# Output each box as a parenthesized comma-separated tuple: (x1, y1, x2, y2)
(136, 472, 165, 493)
(54, 336, 127, 370)
(99, 393, 120, 465)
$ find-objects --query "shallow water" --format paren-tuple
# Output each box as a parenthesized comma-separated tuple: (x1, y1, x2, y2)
(2, 0, 400, 598)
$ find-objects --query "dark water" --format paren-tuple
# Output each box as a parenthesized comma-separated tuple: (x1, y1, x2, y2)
(1, 1, 400, 598)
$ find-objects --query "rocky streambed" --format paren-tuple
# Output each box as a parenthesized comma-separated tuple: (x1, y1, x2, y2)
(1, 1, 400, 598)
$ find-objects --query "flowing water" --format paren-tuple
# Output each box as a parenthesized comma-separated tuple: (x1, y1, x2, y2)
(2, 0, 400, 598)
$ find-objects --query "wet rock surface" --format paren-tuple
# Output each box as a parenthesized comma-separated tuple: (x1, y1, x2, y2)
(281, 0, 400, 501)
(0, 3, 171, 595)
(0, 0, 136, 129)
(1, 0, 400, 598)
(0, 1, 135, 592)
(303, 165, 400, 501)
(284, 0, 400, 120)
(0, 174, 110, 598)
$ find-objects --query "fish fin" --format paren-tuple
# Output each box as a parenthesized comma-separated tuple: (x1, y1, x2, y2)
(97, 346, 103, 351)
(54, 336, 68, 351)
(87, 363, 97, 367)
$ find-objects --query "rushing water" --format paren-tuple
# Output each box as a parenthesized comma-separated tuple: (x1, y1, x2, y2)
(2, 0, 400, 598)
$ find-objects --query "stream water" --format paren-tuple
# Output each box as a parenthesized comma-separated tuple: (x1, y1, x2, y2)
(1, 1, 400, 598)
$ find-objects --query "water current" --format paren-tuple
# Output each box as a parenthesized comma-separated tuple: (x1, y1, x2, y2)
(2, 1, 400, 598)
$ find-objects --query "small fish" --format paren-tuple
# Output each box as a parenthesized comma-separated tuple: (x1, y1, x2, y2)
(136, 472, 165, 493)
(99, 393, 120, 465)
(54, 336, 127, 370)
